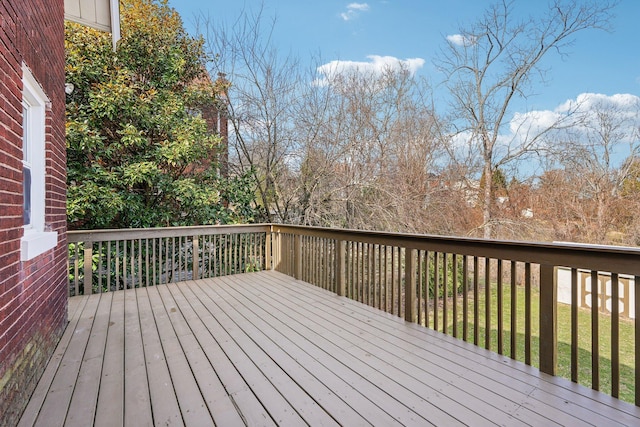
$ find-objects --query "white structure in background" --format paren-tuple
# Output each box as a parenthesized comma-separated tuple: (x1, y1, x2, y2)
(521, 208, 534, 218)
(557, 267, 635, 319)
(64, 0, 120, 49)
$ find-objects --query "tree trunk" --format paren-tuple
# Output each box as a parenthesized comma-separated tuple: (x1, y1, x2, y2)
(482, 161, 493, 239)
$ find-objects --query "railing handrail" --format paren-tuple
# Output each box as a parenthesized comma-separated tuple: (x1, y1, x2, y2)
(272, 224, 640, 276)
(68, 223, 272, 243)
(69, 222, 640, 280)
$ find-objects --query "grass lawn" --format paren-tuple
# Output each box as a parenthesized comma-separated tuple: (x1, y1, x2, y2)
(423, 285, 636, 404)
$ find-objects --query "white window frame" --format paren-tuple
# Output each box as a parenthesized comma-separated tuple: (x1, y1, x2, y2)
(20, 63, 57, 261)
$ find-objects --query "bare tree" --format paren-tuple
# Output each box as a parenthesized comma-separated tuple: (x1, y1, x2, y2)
(619, 157, 640, 244)
(197, 9, 445, 231)
(295, 63, 445, 232)
(197, 8, 304, 222)
(437, 0, 616, 238)
(547, 94, 640, 242)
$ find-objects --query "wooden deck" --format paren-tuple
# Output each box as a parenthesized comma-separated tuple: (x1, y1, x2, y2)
(18, 271, 640, 426)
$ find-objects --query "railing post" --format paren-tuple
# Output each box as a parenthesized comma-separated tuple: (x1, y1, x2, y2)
(265, 229, 272, 271)
(539, 264, 557, 375)
(405, 248, 417, 323)
(294, 233, 302, 280)
(336, 239, 346, 296)
(273, 230, 280, 272)
(192, 236, 199, 280)
(84, 244, 93, 295)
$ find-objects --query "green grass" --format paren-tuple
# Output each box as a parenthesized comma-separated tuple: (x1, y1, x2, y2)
(423, 285, 636, 404)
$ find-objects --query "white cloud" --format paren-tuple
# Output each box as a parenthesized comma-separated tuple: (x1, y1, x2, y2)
(556, 93, 640, 116)
(341, 2, 370, 21)
(502, 93, 640, 172)
(509, 109, 563, 136)
(348, 2, 370, 11)
(503, 93, 640, 140)
(446, 34, 476, 47)
(315, 55, 425, 86)
(448, 93, 640, 176)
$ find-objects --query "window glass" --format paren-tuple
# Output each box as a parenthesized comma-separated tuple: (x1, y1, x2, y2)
(22, 104, 32, 227)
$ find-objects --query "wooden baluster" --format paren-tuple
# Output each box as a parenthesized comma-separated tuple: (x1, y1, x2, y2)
(524, 263, 532, 366)
(397, 247, 403, 318)
(635, 275, 640, 406)
(473, 257, 479, 345)
(510, 261, 517, 360)
(405, 248, 417, 323)
(336, 240, 346, 297)
(539, 264, 557, 375)
(137, 238, 142, 287)
(434, 252, 440, 332)
(123, 240, 127, 290)
(497, 259, 503, 354)
(571, 268, 578, 382)
(383, 246, 388, 313)
(611, 273, 620, 398)
(294, 233, 302, 280)
(391, 246, 395, 316)
(424, 252, 430, 328)
(485, 257, 491, 350)
(144, 239, 149, 287)
(591, 270, 600, 389)
(463, 255, 469, 342)
(84, 244, 92, 295)
(452, 254, 458, 338)
(107, 241, 112, 292)
(417, 251, 424, 326)
(265, 230, 272, 271)
(193, 236, 199, 280)
(443, 253, 449, 335)
(97, 241, 102, 293)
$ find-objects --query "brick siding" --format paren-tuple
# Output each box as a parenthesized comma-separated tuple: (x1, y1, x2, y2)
(0, 1, 67, 426)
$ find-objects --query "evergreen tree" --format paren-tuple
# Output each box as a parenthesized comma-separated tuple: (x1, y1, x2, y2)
(65, 0, 257, 229)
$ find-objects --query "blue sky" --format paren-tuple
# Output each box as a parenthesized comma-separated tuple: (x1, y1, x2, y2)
(169, 0, 640, 112)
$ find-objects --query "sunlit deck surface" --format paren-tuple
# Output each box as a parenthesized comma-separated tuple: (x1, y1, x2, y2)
(19, 271, 640, 426)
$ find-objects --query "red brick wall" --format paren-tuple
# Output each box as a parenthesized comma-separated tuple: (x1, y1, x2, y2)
(0, 0, 67, 425)
(186, 102, 229, 177)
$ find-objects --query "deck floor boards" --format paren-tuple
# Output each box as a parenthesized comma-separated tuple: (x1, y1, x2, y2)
(65, 291, 111, 427)
(261, 272, 635, 425)
(137, 287, 184, 427)
(205, 278, 406, 426)
(18, 271, 640, 426)
(220, 275, 523, 426)
(122, 285, 153, 427)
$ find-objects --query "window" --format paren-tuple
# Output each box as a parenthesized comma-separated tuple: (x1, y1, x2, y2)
(20, 64, 57, 261)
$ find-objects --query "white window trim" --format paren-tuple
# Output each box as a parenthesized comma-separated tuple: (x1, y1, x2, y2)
(20, 63, 57, 261)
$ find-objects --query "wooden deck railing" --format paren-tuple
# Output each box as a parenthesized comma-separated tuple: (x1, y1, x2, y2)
(68, 224, 271, 296)
(271, 225, 640, 406)
(68, 223, 640, 406)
